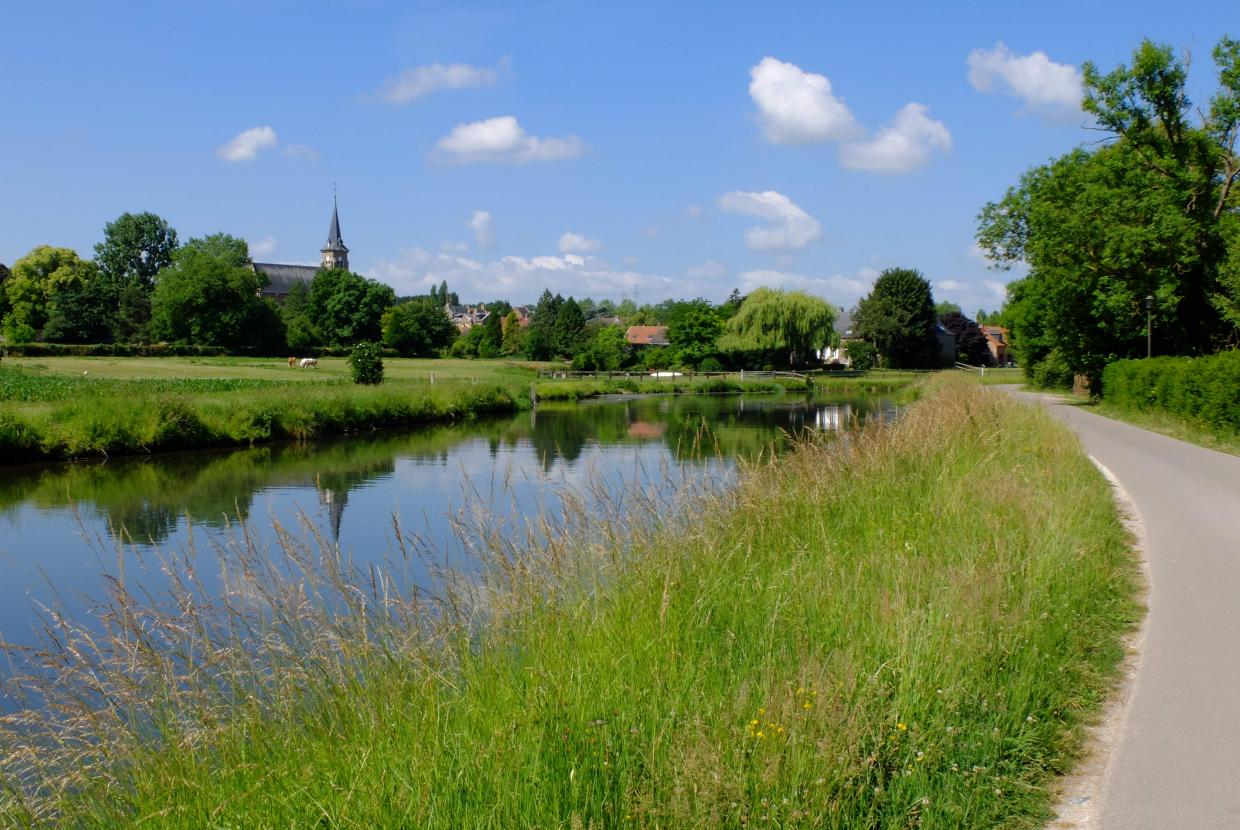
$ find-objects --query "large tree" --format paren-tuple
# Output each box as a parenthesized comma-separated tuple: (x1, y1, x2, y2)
(979, 37, 1240, 385)
(381, 299, 456, 357)
(667, 298, 723, 366)
(718, 287, 836, 368)
(149, 234, 279, 347)
(3, 246, 100, 342)
(524, 289, 562, 360)
(94, 212, 178, 341)
(0, 263, 10, 319)
(853, 268, 938, 368)
(939, 309, 992, 366)
(309, 268, 396, 345)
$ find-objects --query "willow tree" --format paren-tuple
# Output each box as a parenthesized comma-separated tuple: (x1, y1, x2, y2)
(718, 287, 836, 368)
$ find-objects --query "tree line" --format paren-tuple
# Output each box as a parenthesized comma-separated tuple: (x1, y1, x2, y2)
(978, 35, 1240, 390)
(2, 212, 981, 369)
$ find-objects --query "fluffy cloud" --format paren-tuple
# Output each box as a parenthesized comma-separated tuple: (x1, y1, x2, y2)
(469, 210, 495, 249)
(736, 268, 877, 305)
(558, 232, 601, 253)
(371, 248, 678, 301)
(217, 126, 277, 162)
(371, 62, 498, 104)
(248, 235, 278, 259)
(434, 116, 584, 164)
(839, 104, 951, 173)
(717, 190, 822, 252)
(967, 43, 1082, 115)
(748, 57, 860, 144)
(935, 279, 970, 292)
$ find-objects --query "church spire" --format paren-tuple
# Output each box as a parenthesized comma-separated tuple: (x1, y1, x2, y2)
(320, 193, 349, 271)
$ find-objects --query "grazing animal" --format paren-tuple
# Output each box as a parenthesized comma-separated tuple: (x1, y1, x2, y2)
(287, 356, 297, 368)
(299, 357, 318, 369)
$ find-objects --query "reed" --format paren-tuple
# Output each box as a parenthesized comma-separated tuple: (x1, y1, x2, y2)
(0, 376, 1139, 827)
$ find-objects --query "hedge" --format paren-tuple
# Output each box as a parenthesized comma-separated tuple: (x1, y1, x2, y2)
(1, 342, 398, 359)
(1101, 351, 1240, 433)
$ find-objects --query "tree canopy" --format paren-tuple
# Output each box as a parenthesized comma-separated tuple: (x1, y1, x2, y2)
(309, 268, 396, 345)
(978, 36, 1240, 385)
(719, 287, 836, 368)
(381, 299, 457, 357)
(3, 246, 100, 342)
(853, 268, 938, 368)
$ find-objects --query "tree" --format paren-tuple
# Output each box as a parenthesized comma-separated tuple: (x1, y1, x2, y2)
(667, 299, 722, 366)
(500, 310, 525, 355)
(477, 302, 510, 358)
(979, 37, 1240, 385)
(149, 235, 270, 346)
(718, 287, 836, 368)
(553, 297, 586, 357)
(572, 325, 628, 370)
(44, 275, 114, 343)
(281, 280, 320, 350)
(381, 299, 456, 357)
(3, 246, 99, 342)
(853, 268, 939, 368)
(524, 290, 562, 360)
(94, 212, 177, 341)
(934, 300, 962, 318)
(939, 310, 992, 366)
(349, 341, 384, 385)
(309, 268, 396, 345)
(0, 263, 10, 320)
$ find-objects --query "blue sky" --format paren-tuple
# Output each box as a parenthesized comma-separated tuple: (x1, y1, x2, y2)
(1, 1, 1234, 313)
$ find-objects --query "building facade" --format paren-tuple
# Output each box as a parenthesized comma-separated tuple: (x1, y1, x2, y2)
(252, 199, 349, 300)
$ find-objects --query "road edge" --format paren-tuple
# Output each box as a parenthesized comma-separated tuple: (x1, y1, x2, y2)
(1048, 455, 1151, 829)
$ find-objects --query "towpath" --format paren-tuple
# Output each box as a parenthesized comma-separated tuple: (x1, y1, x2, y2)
(1017, 390, 1240, 829)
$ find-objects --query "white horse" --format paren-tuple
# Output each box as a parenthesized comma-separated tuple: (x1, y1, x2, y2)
(299, 357, 318, 369)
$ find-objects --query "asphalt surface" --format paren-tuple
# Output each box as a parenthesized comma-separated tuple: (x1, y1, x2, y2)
(1019, 390, 1240, 829)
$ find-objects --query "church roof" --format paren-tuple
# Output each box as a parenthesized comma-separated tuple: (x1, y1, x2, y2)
(322, 198, 348, 253)
(252, 262, 319, 296)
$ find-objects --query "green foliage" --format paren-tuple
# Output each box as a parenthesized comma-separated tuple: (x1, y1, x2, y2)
(94, 212, 178, 291)
(349, 342, 384, 385)
(571, 325, 628, 370)
(309, 268, 395, 346)
(523, 290, 561, 360)
(1029, 348, 1074, 390)
(853, 268, 938, 368)
(1102, 350, 1240, 433)
(699, 356, 723, 372)
(718, 287, 836, 368)
(280, 280, 320, 351)
(552, 297, 586, 357)
(0, 263, 10, 320)
(500, 310, 524, 355)
(43, 273, 115, 343)
(843, 340, 877, 371)
(4, 246, 99, 340)
(149, 235, 270, 347)
(381, 300, 456, 357)
(667, 299, 722, 365)
(981, 37, 1240, 388)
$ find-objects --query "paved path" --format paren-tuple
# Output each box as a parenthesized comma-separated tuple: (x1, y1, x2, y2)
(1019, 391, 1240, 829)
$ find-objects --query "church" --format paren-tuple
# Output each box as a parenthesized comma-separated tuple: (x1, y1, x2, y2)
(251, 199, 349, 300)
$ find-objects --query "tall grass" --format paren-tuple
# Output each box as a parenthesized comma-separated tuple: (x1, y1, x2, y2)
(0, 376, 1139, 827)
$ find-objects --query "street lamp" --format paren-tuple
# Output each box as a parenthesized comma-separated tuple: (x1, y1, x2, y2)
(1145, 295, 1154, 358)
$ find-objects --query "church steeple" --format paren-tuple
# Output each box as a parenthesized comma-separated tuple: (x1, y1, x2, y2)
(320, 194, 349, 271)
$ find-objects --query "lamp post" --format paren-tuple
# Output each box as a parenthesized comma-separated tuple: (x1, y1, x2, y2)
(1145, 295, 1154, 358)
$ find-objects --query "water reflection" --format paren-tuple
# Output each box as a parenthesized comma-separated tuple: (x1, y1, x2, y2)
(0, 393, 893, 647)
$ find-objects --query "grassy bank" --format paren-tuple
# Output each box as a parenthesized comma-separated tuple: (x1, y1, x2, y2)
(0, 376, 1139, 827)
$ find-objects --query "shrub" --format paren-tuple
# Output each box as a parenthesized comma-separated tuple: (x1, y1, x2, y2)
(699, 356, 723, 372)
(1102, 350, 1240, 433)
(843, 340, 877, 371)
(1029, 348, 1074, 390)
(349, 342, 384, 385)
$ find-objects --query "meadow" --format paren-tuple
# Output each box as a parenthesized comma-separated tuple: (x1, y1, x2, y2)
(0, 376, 1139, 827)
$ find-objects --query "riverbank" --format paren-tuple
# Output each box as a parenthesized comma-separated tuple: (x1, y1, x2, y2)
(0, 358, 920, 463)
(0, 376, 1140, 827)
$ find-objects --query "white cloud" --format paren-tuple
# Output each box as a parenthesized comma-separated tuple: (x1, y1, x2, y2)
(217, 126, 277, 162)
(967, 43, 1082, 115)
(434, 116, 584, 164)
(371, 247, 679, 302)
(249, 235, 278, 259)
(717, 190, 822, 252)
(985, 280, 1010, 304)
(440, 240, 470, 254)
(748, 57, 860, 144)
(371, 62, 498, 104)
(558, 232, 601, 254)
(284, 144, 320, 161)
(737, 268, 876, 305)
(839, 104, 951, 173)
(468, 210, 495, 249)
(936, 279, 970, 292)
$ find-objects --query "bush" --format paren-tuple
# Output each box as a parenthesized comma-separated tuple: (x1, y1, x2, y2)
(1102, 350, 1240, 433)
(1029, 348, 1074, 390)
(699, 356, 723, 372)
(843, 340, 877, 371)
(349, 342, 384, 385)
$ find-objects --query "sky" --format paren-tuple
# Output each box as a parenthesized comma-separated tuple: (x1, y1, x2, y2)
(1, 0, 1235, 314)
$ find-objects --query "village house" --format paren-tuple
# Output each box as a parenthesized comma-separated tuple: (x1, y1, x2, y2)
(981, 325, 1011, 365)
(624, 325, 670, 347)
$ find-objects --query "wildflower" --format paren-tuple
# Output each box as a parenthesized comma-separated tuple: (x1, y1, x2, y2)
(757, 730, 765, 738)
(897, 722, 908, 731)
(758, 707, 766, 716)
(802, 702, 811, 710)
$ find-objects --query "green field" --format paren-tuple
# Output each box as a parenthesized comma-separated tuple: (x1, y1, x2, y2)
(1, 376, 1139, 827)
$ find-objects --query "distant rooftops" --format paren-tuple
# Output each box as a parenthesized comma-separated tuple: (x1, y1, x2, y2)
(625, 325, 669, 346)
